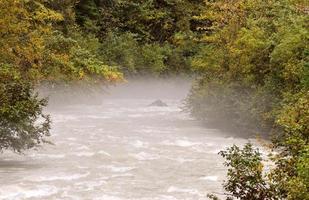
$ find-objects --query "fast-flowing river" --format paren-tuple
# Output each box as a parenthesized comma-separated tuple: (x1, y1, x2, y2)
(0, 80, 256, 200)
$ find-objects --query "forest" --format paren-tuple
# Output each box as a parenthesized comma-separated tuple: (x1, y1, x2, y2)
(0, 0, 308, 199)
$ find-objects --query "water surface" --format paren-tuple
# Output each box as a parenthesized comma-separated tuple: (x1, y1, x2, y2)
(0, 80, 254, 200)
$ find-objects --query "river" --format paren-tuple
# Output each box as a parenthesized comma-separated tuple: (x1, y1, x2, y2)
(0, 80, 255, 200)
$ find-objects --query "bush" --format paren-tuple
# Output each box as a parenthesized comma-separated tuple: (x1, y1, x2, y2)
(99, 31, 195, 76)
(185, 1, 308, 199)
(0, 65, 50, 153)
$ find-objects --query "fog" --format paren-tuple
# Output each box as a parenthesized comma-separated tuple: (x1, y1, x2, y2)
(0, 78, 262, 200)
(40, 77, 193, 106)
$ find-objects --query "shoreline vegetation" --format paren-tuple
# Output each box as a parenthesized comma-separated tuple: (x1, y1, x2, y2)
(0, 0, 308, 199)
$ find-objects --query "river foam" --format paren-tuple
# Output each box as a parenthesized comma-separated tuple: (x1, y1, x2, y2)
(0, 80, 260, 199)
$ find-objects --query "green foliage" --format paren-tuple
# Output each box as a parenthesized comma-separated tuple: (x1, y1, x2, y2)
(289, 146, 309, 200)
(43, 29, 122, 81)
(75, 0, 205, 42)
(99, 32, 193, 76)
(0, 0, 63, 80)
(211, 143, 309, 200)
(185, 0, 309, 199)
(104, 32, 170, 75)
(75, 0, 101, 33)
(187, 79, 273, 133)
(74, 0, 204, 76)
(0, 0, 59, 153)
(187, 0, 308, 131)
(219, 144, 279, 200)
(0, 65, 50, 153)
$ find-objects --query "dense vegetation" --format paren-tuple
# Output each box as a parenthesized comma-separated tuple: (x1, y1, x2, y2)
(0, 0, 308, 199)
(0, 0, 121, 152)
(186, 0, 308, 199)
(74, 0, 205, 76)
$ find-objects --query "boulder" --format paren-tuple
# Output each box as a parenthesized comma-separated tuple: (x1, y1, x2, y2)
(148, 99, 168, 107)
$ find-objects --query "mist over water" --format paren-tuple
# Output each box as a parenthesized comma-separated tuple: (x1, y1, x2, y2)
(0, 79, 259, 200)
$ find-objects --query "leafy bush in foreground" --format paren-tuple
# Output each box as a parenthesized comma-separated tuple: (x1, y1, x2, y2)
(0, 65, 50, 153)
(209, 144, 309, 200)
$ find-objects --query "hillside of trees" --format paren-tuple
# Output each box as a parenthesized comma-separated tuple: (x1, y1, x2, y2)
(187, 1, 308, 199)
(0, 0, 308, 199)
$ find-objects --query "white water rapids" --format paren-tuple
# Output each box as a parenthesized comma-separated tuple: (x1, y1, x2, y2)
(0, 80, 259, 200)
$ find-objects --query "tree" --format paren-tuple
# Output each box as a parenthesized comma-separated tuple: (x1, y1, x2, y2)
(73, 0, 205, 76)
(184, 0, 308, 199)
(0, 65, 50, 153)
(0, 0, 60, 152)
(217, 144, 280, 200)
(0, 0, 122, 153)
(186, 0, 308, 132)
(209, 143, 309, 200)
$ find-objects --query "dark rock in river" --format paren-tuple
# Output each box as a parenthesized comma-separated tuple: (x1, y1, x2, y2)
(148, 100, 168, 107)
